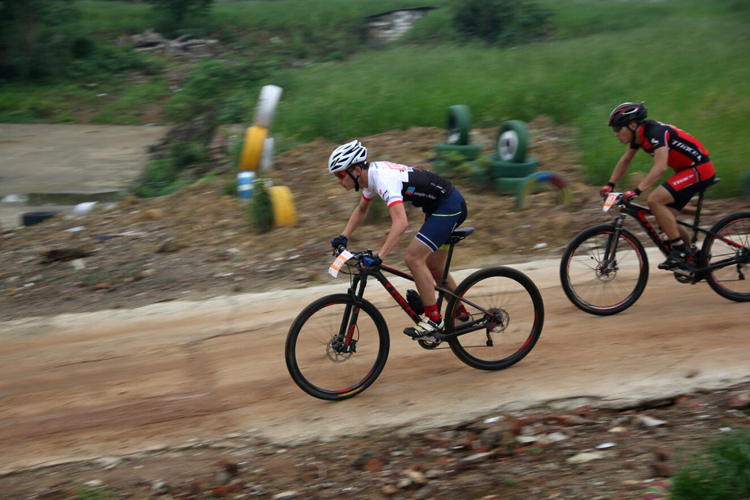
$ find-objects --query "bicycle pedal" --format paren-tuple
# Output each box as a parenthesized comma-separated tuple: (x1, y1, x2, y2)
(672, 267, 695, 278)
(418, 334, 441, 344)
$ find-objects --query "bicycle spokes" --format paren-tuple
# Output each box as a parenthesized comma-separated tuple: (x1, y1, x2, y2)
(704, 215, 750, 300)
(289, 299, 386, 397)
(448, 268, 542, 367)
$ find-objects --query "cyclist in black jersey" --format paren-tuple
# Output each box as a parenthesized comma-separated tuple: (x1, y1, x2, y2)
(327, 140, 470, 338)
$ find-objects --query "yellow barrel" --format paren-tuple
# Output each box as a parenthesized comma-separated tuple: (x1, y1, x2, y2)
(239, 125, 268, 171)
(268, 186, 297, 227)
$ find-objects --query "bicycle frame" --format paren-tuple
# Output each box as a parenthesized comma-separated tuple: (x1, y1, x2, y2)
(336, 240, 500, 348)
(606, 189, 746, 280)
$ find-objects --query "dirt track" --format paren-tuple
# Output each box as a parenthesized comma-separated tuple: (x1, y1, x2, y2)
(1, 253, 748, 474)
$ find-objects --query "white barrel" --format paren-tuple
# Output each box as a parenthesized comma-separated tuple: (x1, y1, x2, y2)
(253, 85, 283, 129)
(237, 171, 256, 201)
(259, 137, 274, 172)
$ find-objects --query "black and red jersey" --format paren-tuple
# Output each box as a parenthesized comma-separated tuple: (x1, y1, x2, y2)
(631, 120, 710, 172)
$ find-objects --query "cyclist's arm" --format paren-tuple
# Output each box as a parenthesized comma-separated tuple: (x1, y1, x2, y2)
(377, 202, 408, 260)
(341, 196, 373, 239)
(636, 147, 668, 192)
(608, 147, 637, 185)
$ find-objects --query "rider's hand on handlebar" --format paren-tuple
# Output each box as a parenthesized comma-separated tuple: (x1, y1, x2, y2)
(599, 182, 615, 198)
(330, 234, 348, 250)
(362, 255, 382, 269)
(622, 188, 642, 203)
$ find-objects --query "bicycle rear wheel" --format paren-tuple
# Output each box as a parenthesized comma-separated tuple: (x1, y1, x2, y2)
(560, 225, 649, 315)
(445, 267, 544, 371)
(285, 294, 389, 400)
(702, 211, 750, 302)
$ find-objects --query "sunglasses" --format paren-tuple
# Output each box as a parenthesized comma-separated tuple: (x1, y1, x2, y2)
(333, 171, 348, 180)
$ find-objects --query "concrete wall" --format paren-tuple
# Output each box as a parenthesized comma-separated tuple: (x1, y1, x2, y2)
(366, 8, 436, 44)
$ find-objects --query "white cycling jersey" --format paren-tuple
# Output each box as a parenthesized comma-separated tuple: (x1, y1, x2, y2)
(361, 161, 453, 213)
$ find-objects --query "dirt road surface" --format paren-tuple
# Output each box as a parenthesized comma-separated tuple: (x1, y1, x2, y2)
(1, 252, 748, 474)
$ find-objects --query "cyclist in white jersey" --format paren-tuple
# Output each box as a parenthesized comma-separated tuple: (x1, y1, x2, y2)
(328, 140, 469, 337)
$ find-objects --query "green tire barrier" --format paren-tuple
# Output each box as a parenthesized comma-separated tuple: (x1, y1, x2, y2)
(486, 154, 538, 179)
(494, 176, 525, 195)
(435, 143, 482, 162)
(515, 171, 572, 210)
(497, 120, 529, 163)
(446, 105, 472, 145)
(742, 170, 750, 199)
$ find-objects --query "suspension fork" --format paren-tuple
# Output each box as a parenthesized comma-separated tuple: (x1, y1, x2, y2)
(603, 216, 626, 266)
(338, 275, 368, 348)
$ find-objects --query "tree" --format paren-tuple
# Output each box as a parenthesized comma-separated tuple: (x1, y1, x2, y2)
(149, 0, 215, 25)
(0, 0, 79, 79)
(452, 0, 551, 47)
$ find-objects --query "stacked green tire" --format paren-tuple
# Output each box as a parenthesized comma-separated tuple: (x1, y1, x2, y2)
(435, 105, 481, 173)
(486, 120, 537, 195)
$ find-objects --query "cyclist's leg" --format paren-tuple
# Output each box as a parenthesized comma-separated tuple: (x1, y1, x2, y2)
(426, 250, 458, 290)
(663, 164, 716, 246)
(669, 207, 692, 248)
(405, 191, 466, 334)
(647, 185, 680, 241)
(653, 165, 716, 267)
(422, 193, 467, 294)
(405, 240, 437, 308)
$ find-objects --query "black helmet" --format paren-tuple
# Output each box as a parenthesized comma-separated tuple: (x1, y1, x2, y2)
(608, 101, 647, 128)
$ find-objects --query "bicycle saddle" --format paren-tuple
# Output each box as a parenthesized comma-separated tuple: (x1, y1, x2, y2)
(449, 227, 475, 244)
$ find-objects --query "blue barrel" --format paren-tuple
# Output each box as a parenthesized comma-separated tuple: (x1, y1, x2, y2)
(238, 171, 255, 201)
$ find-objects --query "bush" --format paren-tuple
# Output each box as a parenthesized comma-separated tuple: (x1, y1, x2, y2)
(137, 159, 178, 197)
(165, 60, 270, 122)
(247, 177, 274, 233)
(671, 428, 750, 500)
(170, 140, 208, 168)
(452, 0, 552, 46)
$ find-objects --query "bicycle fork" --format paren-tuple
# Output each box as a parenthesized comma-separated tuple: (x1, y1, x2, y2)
(335, 276, 368, 354)
(600, 218, 625, 276)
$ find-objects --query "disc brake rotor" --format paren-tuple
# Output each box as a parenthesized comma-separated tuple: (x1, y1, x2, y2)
(326, 336, 353, 362)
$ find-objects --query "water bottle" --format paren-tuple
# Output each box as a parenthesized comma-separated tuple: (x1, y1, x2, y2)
(406, 289, 424, 315)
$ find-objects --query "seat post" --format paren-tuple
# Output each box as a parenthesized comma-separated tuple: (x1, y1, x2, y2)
(441, 242, 456, 289)
(692, 190, 706, 246)
(435, 242, 456, 313)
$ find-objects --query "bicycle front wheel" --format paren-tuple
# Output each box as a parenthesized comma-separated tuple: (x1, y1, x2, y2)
(702, 211, 750, 302)
(445, 267, 544, 371)
(285, 294, 389, 401)
(560, 225, 649, 315)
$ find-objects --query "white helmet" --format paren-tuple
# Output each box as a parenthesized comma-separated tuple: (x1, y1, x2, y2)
(328, 140, 368, 173)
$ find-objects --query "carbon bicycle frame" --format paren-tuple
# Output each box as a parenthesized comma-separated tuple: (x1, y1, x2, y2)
(606, 188, 746, 279)
(338, 240, 498, 346)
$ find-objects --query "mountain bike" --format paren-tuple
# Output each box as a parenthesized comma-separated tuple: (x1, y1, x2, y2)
(285, 227, 545, 401)
(560, 178, 750, 315)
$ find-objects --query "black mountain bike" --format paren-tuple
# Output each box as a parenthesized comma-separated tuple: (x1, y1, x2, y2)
(560, 179, 750, 315)
(285, 227, 545, 400)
